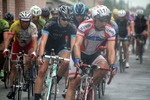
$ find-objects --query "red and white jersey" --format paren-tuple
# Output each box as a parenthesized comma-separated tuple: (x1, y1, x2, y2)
(77, 19, 116, 55)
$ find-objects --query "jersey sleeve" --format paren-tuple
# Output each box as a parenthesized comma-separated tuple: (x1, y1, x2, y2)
(76, 21, 92, 37)
(105, 24, 116, 41)
(3, 20, 9, 32)
(8, 21, 18, 36)
(31, 22, 38, 37)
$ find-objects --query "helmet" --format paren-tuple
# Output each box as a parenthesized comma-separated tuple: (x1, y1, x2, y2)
(41, 7, 50, 17)
(19, 11, 31, 21)
(74, 2, 86, 15)
(4, 12, 14, 20)
(136, 9, 144, 15)
(113, 9, 118, 15)
(59, 5, 73, 21)
(118, 10, 126, 17)
(91, 5, 110, 22)
(51, 8, 59, 14)
(30, 5, 42, 16)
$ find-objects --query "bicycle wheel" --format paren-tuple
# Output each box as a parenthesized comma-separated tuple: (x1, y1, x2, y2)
(119, 47, 123, 73)
(87, 84, 97, 100)
(49, 76, 57, 100)
(139, 42, 143, 64)
(101, 78, 106, 96)
(97, 82, 102, 99)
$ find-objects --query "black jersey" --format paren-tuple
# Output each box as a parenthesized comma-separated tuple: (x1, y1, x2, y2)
(43, 17, 76, 54)
(134, 16, 147, 34)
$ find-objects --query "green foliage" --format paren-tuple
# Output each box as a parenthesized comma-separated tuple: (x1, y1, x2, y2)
(103, 0, 113, 10)
(144, 4, 150, 16)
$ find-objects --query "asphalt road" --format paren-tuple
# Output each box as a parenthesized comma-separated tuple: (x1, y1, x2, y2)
(0, 43, 150, 100)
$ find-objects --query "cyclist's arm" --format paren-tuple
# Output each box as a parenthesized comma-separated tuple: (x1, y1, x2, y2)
(107, 40, 116, 65)
(74, 35, 83, 60)
(4, 33, 13, 49)
(39, 32, 48, 59)
(130, 22, 135, 34)
(146, 21, 149, 34)
(127, 26, 130, 36)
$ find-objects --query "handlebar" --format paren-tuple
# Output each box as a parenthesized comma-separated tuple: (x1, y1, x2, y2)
(74, 64, 113, 85)
(45, 55, 70, 61)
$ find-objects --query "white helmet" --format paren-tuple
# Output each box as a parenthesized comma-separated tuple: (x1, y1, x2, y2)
(118, 10, 126, 17)
(30, 5, 42, 16)
(91, 5, 110, 22)
(19, 11, 31, 21)
(136, 9, 144, 15)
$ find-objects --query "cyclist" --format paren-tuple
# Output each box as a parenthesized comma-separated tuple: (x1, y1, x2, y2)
(112, 8, 119, 21)
(50, 7, 59, 18)
(34, 5, 76, 100)
(0, 16, 9, 79)
(66, 5, 117, 100)
(3, 11, 38, 99)
(134, 9, 149, 60)
(41, 7, 50, 21)
(30, 5, 46, 45)
(4, 12, 15, 27)
(116, 10, 130, 68)
(126, 10, 135, 53)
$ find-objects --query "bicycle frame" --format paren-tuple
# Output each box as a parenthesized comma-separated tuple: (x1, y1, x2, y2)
(42, 52, 70, 100)
(75, 64, 112, 100)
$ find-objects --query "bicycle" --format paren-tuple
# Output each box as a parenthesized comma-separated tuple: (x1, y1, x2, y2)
(118, 37, 126, 73)
(136, 34, 144, 64)
(0, 50, 11, 89)
(74, 64, 113, 100)
(41, 49, 70, 100)
(10, 51, 30, 100)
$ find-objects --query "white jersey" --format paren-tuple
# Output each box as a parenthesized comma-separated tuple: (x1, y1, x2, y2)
(77, 19, 116, 55)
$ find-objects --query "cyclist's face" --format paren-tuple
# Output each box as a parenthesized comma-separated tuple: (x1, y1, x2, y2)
(52, 14, 59, 18)
(20, 20, 30, 30)
(31, 16, 39, 23)
(75, 14, 84, 22)
(95, 19, 107, 31)
(59, 18, 69, 27)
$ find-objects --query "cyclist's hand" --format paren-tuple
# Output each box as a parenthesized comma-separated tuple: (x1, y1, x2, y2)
(74, 58, 82, 69)
(31, 51, 36, 61)
(3, 49, 10, 58)
(38, 58, 44, 65)
(109, 64, 118, 75)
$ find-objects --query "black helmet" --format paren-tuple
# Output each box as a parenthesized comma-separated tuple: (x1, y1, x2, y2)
(41, 7, 50, 17)
(4, 12, 14, 20)
(51, 8, 59, 14)
(74, 2, 86, 15)
(59, 5, 72, 21)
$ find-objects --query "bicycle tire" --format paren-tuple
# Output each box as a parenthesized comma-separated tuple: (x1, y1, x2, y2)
(119, 47, 123, 73)
(101, 79, 106, 96)
(139, 42, 143, 64)
(87, 84, 97, 100)
(49, 76, 57, 100)
(97, 82, 102, 99)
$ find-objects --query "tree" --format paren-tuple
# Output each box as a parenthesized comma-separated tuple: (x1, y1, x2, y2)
(144, 4, 150, 16)
(103, 0, 113, 10)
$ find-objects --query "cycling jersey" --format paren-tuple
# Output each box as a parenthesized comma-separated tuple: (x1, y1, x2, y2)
(42, 17, 76, 55)
(0, 19, 9, 44)
(8, 20, 38, 47)
(76, 19, 116, 55)
(32, 18, 45, 39)
(109, 20, 118, 34)
(134, 16, 147, 34)
(116, 19, 130, 38)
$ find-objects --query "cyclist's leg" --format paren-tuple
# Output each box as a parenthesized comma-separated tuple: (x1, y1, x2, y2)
(92, 55, 108, 86)
(123, 36, 129, 66)
(136, 37, 140, 57)
(7, 42, 19, 98)
(57, 48, 70, 84)
(66, 55, 81, 100)
(34, 59, 49, 99)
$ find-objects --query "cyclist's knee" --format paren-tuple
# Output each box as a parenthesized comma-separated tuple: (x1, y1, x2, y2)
(38, 67, 47, 78)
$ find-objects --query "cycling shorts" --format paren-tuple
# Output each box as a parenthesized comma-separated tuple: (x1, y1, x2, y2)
(11, 39, 33, 61)
(69, 51, 107, 78)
